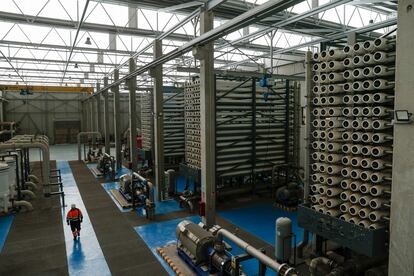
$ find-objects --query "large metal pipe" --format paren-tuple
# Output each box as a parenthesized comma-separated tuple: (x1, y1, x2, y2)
(217, 228, 297, 275)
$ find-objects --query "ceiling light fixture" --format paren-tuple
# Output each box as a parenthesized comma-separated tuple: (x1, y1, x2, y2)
(85, 37, 92, 45)
(74, 63, 79, 68)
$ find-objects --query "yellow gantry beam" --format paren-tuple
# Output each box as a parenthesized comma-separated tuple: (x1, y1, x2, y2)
(0, 85, 93, 93)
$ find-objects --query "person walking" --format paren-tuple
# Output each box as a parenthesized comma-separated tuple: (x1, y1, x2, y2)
(66, 204, 83, 240)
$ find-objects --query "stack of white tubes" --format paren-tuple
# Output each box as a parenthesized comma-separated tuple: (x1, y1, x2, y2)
(310, 37, 395, 229)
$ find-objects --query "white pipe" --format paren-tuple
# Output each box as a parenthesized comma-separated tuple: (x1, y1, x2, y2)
(312, 130, 321, 139)
(362, 94, 374, 104)
(313, 74, 320, 83)
(352, 56, 364, 67)
(340, 179, 351, 190)
(339, 214, 352, 221)
(362, 80, 375, 90)
(320, 74, 329, 83)
(14, 200, 34, 211)
(361, 119, 373, 130)
(313, 86, 321, 94)
(326, 176, 341, 186)
(349, 181, 363, 192)
(370, 185, 390, 197)
(359, 220, 371, 228)
(320, 50, 328, 61)
(361, 133, 373, 143)
(363, 40, 375, 52)
(311, 173, 322, 182)
(373, 51, 396, 63)
(371, 159, 389, 170)
(369, 198, 389, 210)
(351, 156, 363, 167)
(327, 165, 341, 175)
(353, 81, 364, 92)
(325, 187, 341, 197)
(342, 119, 352, 129)
(360, 158, 371, 169)
(361, 145, 373, 156)
(313, 52, 320, 62)
(373, 65, 395, 77)
(349, 193, 363, 204)
(25, 181, 38, 191)
(358, 208, 371, 219)
(352, 42, 365, 55)
(343, 45, 352, 56)
(327, 142, 341, 151)
(349, 215, 362, 224)
(352, 94, 363, 104)
(320, 62, 328, 72)
(341, 167, 352, 178)
(21, 189, 36, 199)
(328, 61, 345, 71)
(362, 107, 373, 116)
(319, 153, 327, 162)
(318, 195, 327, 205)
(311, 141, 320, 150)
(311, 195, 321, 204)
(327, 96, 343, 105)
(340, 202, 352, 213)
(312, 63, 320, 72)
(351, 144, 363, 155)
(342, 107, 352, 117)
(325, 198, 341, 208)
(28, 174, 40, 184)
(328, 72, 344, 82)
(369, 223, 383, 230)
(352, 107, 364, 116)
(342, 131, 352, 141)
(342, 94, 352, 104)
(328, 49, 347, 60)
(311, 184, 322, 193)
(369, 211, 389, 222)
(374, 37, 395, 51)
(373, 79, 394, 90)
(371, 146, 392, 157)
(359, 195, 373, 207)
(326, 153, 342, 163)
(327, 119, 342, 128)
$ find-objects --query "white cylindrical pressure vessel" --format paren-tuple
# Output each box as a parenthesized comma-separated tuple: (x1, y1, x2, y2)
(311, 173, 322, 182)
(327, 84, 343, 93)
(372, 133, 392, 143)
(372, 120, 392, 130)
(352, 119, 364, 130)
(342, 132, 352, 141)
(360, 158, 372, 169)
(349, 193, 363, 204)
(362, 119, 373, 130)
(352, 81, 364, 92)
(353, 42, 365, 55)
(339, 214, 353, 221)
(369, 223, 384, 230)
(350, 169, 363, 180)
(327, 165, 342, 175)
(352, 94, 363, 104)
(362, 94, 374, 104)
(340, 179, 352, 190)
(318, 196, 327, 205)
(349, 181, 363, 192)
(352, 56, 365, 67)
(320, 108, 328, 116)
(362, 67, 376, 78)
(370, 185, 390, 197)
(342, 144, 352, 154)
(313, 63, 320, 72)
(325, 198, 341, 208)
(341, 167, 352, 178)
(311, 184, 322, 193)
(351, 132, 363, 142)
(320, 97, 328, 105)
(340, 190, 352, 201)
(313, 86, 321, 94)
(352, 68, 364, 79)
(320, 74, 329, 83)
(325, 209, 341, 217)
(361, 145, 373, 156)
(275, 217, 292, 263)
(312, 108, 321, 117)
(320, 62, 329, 72)
(372, 106, 391, 117)
(313, 52, 320, 62)
(362, 80, 375, 90)
(352, 107, 364, 117)
(359, 183, 371, 194)
(327, 119, 342, 128)
(363, 40, 375, 52)
(370, 172, 390, 183)
(348, 206, 359, 216)
(342, 107, 352, 117)
(359, 208, 371, 219)
(371, 159, 389, 170)
(327, 107, 342, 116)
(313, 74, 320, 83)
(326, 153, 342, 163)
(359, 195, 373, 207)
(328, 72, 345, 82)
(360, 171, 371, 182)
(340, 202, 352, 213)
(328, 61, 345, 71)
(374, 37, 395, 51)
(341, 155, 352, 166)
(362, 107, 373, 116)
(327, 131, 342, 141)
(363, 53, 376, 65)
(373, 65, 395, 77)
(343, 70, 353, 80)
(320, 50, 328, 61)
(373, 79, 394, 90)
(327, 143, 342, 151)
(343, 45, 352, 56)
(371, 146, 391, 157)
(369, 198, 389, 210)
(359, 220, 371, 228)
(342, 95, 352, 105)
(311, 152, 321, 161)
(310, 195, 321, 204)
(350, 156, 363, 167)
(326, 176, 341, 186)
(373, 51, 396, 63)
(369, 211, 389, 222)
(343, 57, 354, 68)
(361, 133, 374, 143)
(328, 49, 347, 60)
(342, 119, 352, 129)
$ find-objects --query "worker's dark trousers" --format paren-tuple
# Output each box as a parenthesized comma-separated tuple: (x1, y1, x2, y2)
(70, 221, 81, 234)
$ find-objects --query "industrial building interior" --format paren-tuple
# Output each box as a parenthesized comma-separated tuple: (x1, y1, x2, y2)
(0, 0, 412, 275)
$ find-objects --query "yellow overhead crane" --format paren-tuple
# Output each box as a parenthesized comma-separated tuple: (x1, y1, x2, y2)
(0, 85, 93, 93)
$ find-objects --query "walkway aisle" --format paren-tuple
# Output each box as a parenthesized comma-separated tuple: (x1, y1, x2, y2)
(58, 161, 111, 276)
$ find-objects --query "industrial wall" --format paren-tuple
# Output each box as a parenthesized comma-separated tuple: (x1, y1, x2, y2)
(3, 91, 141, 144)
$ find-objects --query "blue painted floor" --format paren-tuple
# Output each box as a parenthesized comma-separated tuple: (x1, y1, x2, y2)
(58, 161, 111, 276)
(100, 181, 184, 216)
(0, 215, 14, 253)
(219, 203, 303, 246)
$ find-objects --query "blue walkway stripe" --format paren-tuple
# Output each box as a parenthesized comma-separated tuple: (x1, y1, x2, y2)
(0, 215, 14, 253)
(57, 161, 111, 276)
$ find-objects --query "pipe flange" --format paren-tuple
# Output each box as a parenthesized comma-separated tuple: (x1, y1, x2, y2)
(279, 263, 298, 276)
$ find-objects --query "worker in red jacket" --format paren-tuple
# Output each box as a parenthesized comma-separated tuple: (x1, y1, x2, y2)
(66, 204, 83, 240)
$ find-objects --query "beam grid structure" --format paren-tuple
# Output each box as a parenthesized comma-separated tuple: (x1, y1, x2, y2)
(0, 0, 395, 87)
(128, 57, 138, 172)
(112, 68, 122, 170)
(103, 76, 111, 154)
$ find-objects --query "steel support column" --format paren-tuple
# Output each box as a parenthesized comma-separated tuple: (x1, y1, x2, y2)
(152, 39, 164, 201)
(198, 9, 216, 227)
(96, 83, 102, 135)
(103, 76, 111, 154)
(128, 58, 138, 172)
(389, 1, 414, 275)
(113, 69, 122, 170)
